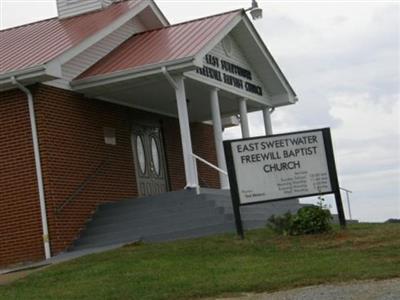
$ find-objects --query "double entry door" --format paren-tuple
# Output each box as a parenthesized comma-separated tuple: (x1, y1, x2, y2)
(131, 124, 168, 197)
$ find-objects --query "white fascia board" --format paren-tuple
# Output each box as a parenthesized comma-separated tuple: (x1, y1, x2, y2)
(45, 61, 63, 78)
(241, 16, 297, 103)
(185, 72, 272, 107)
(0, 65, 58, 91)
(271, 93, 298, 107)
(0, 1, 167, 91)
(44, 79, 72, 90)
(195, 12, 244, 62)
(148, 0, 169, 26)
(71, 57, 198, 90)
(46, 0, 149, 72)
(0, 65, 46, 82)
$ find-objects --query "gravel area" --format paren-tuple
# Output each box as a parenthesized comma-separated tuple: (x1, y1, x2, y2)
(211, 278, 400, 300)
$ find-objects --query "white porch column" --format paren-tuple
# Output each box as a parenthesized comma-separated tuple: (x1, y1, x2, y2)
(174, 75, 198, 188)
(262, 107, 273, 135)
(239, 98, 250, 138)
(210, 88, 229, 189)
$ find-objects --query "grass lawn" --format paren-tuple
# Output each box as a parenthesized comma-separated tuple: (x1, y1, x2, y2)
(0, 223, 399, 300)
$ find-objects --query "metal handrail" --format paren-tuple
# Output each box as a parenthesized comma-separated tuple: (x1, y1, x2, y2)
(191, 153, 228, 176)
(340, 187, 352, 193)
(340, 187, 353, 220)
(191, 153, 228, 195)
(55, 157, 109, 214)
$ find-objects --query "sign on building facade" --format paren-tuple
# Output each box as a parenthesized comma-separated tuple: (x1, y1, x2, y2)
(196, 54, 263, 97)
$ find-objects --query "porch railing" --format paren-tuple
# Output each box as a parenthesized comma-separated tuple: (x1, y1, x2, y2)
(192, 153, 228, 175)
(55, 157, 110, 214)
(191, 153, 228, 194)
(340, 187, 353, 220)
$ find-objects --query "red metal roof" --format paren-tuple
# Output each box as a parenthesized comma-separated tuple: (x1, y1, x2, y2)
(0, 0, 140, 75)
(78, 10, 242, 80)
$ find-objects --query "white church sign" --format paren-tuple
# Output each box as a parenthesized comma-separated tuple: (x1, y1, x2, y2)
(224, 128, 346, 238)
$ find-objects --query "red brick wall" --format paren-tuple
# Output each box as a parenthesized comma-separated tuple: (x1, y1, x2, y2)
(0, 84, 219, 267)
(192, 124, 220, 189)
(162, 120, 220, 190)
(33, 85, 138, 255)
(0, 89, 44, 267)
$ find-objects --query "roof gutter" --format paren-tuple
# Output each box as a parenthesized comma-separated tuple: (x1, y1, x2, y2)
(72, 57, 198, 90)
(0, 65, 46, 81)
(11, 76, 51, 260)
(0, 65, 58, 92)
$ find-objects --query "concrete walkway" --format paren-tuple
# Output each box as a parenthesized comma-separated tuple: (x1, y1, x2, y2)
(210, 278, 400, 300)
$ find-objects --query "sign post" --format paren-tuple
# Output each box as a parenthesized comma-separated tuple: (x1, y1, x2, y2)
(223, 128, 346, 238)
(323, 129, 347, 228)
(224, 142, 245, 239)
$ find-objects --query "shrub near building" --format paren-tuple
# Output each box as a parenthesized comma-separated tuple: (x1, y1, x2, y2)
(268, 201, 332, 236)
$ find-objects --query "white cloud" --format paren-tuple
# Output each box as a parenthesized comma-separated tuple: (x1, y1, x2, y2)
(0, 0, 57, 29)
(330, 93, 399, 140)
(327, 93, 400, 221)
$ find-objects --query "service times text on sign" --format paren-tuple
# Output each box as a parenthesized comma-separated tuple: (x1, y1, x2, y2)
(230, 130, 333, 204)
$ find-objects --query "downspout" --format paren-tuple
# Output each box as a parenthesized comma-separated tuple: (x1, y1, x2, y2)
(11, 77, 51, 260)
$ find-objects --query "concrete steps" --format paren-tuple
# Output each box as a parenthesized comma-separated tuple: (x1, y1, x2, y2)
(70, 189, 302, 252)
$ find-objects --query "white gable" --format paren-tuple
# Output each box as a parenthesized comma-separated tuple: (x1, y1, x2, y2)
(187, 16, 298, 108)
(210, 36, 269, 98)
(187, 34, 271, 106)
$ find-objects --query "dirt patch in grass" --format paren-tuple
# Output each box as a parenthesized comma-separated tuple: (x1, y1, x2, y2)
(0, 270, 38, 286)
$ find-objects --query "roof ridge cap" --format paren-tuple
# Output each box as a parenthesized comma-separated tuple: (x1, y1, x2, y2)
(131, 8, 243, 37)
(168, 8, 243, 28)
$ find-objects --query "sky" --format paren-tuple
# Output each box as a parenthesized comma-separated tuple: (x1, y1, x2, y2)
(1, 0, 399, 222)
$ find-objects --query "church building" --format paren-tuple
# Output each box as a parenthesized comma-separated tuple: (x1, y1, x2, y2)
(0, 0, 298, 267)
